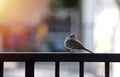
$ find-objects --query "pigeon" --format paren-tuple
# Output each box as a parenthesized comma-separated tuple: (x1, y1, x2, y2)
(64, 33, 94, 54)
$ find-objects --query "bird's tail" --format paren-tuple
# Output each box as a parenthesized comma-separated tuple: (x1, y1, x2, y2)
(83, 47, 94, 54)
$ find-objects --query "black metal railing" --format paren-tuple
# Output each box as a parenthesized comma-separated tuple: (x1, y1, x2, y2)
(0, 52, 120, 77)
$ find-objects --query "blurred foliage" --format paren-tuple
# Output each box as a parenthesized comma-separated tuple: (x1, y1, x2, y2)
(52, 0, 79, 8)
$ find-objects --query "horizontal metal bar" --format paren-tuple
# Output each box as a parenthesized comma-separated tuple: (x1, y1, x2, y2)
(0, 52, 119, 62)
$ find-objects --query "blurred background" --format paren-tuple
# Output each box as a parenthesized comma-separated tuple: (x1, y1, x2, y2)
(0, 0, 120, 77)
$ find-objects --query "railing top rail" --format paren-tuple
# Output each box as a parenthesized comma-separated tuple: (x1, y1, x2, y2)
(0, 52, 119, 62)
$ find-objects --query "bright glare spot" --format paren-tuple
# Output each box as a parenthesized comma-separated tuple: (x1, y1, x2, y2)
(0, 0, 4, 9)
(113, 25, 120, 52)
(95, 8, 119, 28)
(94, 8, 119, 52)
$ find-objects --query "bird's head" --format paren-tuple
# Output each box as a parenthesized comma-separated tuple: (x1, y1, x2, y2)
(69, 34, 76, 38)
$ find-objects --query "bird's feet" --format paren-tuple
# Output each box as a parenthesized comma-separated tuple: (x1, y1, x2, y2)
(70, 50, 74, 53)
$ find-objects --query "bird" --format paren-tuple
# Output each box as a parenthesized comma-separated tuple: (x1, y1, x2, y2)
(64, 33, 94, 54)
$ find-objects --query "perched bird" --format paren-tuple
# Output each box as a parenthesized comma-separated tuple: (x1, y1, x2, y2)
(64, 34, 94, 54)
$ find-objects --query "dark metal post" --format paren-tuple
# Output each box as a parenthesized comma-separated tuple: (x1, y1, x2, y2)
(25, 61, 35, 77)
(80, 61, 84, 77)
(105, 62, 110, 77)
(0, 61, 3, 77)
(55, 61, 60, 77)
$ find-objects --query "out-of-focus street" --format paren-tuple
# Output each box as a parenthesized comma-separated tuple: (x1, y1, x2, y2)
(4, 62, 99, 77)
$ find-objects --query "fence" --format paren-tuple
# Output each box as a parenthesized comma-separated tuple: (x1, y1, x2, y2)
(0, 52, 119, 77)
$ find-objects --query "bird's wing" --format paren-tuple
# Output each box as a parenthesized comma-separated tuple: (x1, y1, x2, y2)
(75, 39, 84, 46)
(65, 38, 83, 49)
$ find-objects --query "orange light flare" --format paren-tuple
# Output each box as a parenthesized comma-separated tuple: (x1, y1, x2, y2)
(0, 0, 51, 37)
(0, 0, 51, 27)
(0, 0, 6, 20)
(0, 0, 4, 8)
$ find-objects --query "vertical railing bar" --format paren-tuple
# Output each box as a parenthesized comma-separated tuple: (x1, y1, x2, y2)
(79, 61, 84, 77)
(105, 62, 109, 77)
(55, 61, 59, 77)
(0, 61, 3, 77)
(25, 61, 35, 77)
